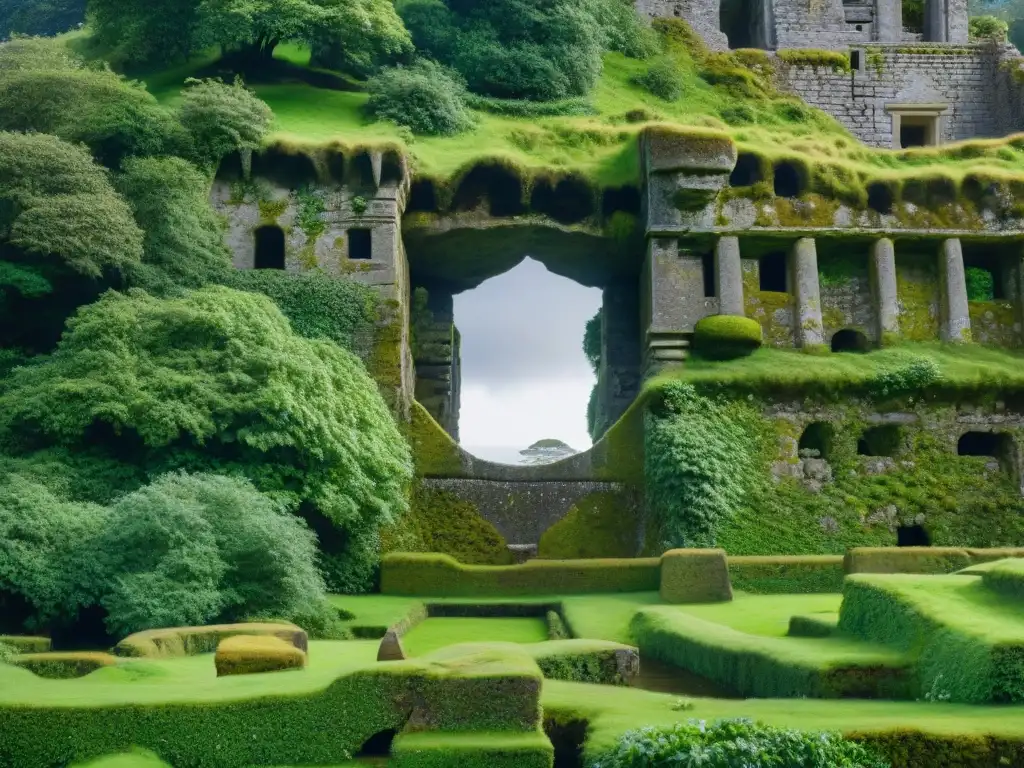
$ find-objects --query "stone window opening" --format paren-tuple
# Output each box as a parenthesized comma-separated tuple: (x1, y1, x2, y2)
(773, 162, 803, 198)
(729, 153, 763, 187)
(858, 425, 903, 457)
(254, 225, 286, 270)
(867, 182, 894, 214)
(963, 257, 1006, 302)
(799, 422, 834, 461)
(958, 431, 1009, 458)
(831, 328, 870, 353)
(758, 251, 788, 293)
(701, 252, 716, 298)
(886, 104, 947, 150)
(850, 50, 863, 71)
(897, 524, 931, 547)
(348, 228, 373, 260)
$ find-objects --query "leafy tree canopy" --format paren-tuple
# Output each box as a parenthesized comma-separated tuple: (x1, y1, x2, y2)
(0, 0, 85, 38)
(0, 286, 413, 591)
(176, 77, 273, 170)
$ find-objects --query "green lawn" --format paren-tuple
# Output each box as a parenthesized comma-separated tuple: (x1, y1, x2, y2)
(676, 593, 842, 636)
(401, 618, 549, 656)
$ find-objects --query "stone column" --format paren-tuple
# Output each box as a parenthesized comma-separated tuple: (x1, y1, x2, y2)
(714, 236, 745, 316)
(874, 0, 903, 41)
(871, 238, 900, 342)
(939, 238, 971, 342)
(791, 238, 824, 348)
(926, 0, 948, 41)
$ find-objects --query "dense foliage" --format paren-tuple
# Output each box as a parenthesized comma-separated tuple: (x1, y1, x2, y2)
(644, 382, 759, 548)
(399, 0, 653, 101)
(630, 56, 684, 101)
(0, 286, 413, 593)
(594, 719, 889, 768)
(366, 60, 474, 136)
(0, 471, 337, 638)
(89, 0, 411, 67)
(0, 0, 84, 38)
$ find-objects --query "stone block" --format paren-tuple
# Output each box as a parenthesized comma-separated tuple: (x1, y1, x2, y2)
(377, 629, 406, 661)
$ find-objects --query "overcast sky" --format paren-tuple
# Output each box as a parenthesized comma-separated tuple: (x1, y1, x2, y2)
(453, 258, 602, 463)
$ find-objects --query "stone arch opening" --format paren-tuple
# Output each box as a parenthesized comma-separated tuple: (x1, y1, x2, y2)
(958, 431, 1009, 457)
(773, 162, 804, 198)
(730, 153, 764, 187)
(530, 177, 596, 224)
(408, 179, 439, 213)
(254, 225, 285, 270)
(601, 186, 642, 217)
(858, 425, 903, 457)
(897, 524, 931, 546)
(867, 182, 894, 214)
(962, 250, 1007, 302)
(251, 148, 318, 188)
(831, 328, 870, 353)
(799, 422, 833, 460)
(720, 0, 773, 48)
(356, 729, 397, 758)
(452, 163, 527, 217)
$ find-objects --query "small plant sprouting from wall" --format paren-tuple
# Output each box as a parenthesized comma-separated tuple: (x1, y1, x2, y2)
(352, 195, 369, 215)
(296, 187, 326, 239)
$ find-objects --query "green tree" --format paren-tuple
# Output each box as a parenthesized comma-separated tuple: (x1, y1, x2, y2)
(0, 286, 413, 592)
(88, 0, 200, 65)
(0, 0, 85, 38)
(309, 0, 413, 75)
(116, 156, 233, 293)
(175, 77, 273, 170)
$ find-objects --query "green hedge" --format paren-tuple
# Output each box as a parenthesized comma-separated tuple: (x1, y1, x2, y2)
(537, 491, 640, 559)
(787, 614, 837, 638)
(630, 606, 911, 699)
(13, 652, 119, 679)
(845, 547, 976, 574)
(729, 556, 844, 593)
(838, 573, 1024, 703)
(692, 315, 763, 360)
(660, 549, 733, 603)
(214, 636, 307, 677)
(0, 636, 50, 653)
(114, 623, 308, 658)
(380, 553, 660, 597)
(528, 639, 638, 685)
(981, 559, 1024, 599)
(391, 729, 553, 768)
(0, 644, 544, 766)
(852, 730, 1024, 768)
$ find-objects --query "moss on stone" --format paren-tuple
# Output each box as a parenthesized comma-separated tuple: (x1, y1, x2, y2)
(777, 49, 851, 73)
(693, 315, 763, 360)
(969, 300, 1019, 348)
(407, 401, 465, 478)
(894, 253, 940, 341)
(537, 491, 640, 559)
(258, 198, 288, 223)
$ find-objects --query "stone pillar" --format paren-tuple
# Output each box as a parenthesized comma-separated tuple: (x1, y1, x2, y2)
(714, 236, 745, 316)
(643, 237, 698, 371)
(870, 238, 900, 342)
(413, 289, 461, 438)
(791, 238, 824, 349)
(939, 238, 971, 342)
(925, 0, 948, 41)
(874, 0, 902, 41)
(597, 283, 642, 437)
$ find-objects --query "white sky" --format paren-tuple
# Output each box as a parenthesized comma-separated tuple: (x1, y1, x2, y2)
(453, 258, 601, 463)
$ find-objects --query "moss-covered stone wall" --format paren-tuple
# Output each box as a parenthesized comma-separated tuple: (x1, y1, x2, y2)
(894, 251, 941, 341)
(818, 250, 876, 344)
(742, 258, 796, 346)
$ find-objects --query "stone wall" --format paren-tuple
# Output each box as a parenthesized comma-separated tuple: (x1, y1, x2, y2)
(780, 45, 1001, 147)
(421, 478, 636, 547)
(772, 0, 867, 49)
(634, 0, 729, 50)
(412, 289, 461, 440)
(594, 284, 643, 437)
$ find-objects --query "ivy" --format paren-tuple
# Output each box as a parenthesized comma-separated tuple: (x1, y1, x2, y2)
(295, 186, 326, 239)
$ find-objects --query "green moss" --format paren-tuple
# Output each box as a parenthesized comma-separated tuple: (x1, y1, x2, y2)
(693, 315, 763, 360)
(385, 484, 513, 566)
(257, 198, 288, 223)
(968, 300, 1018, 348)
(407, 401, 465, 478)
(894, 253, 940, 341)
(777, 49, 851, 73)
(537, 492, 640, 559)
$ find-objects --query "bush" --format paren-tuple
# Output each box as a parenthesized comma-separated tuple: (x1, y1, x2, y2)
(969, 15, 1008, 40)
(728, 555, 845, 593)
(787, 614, 837, 637)
(176, 78, 272, 170)
(214, 635, 307, 677)
(693, 315, 763, 361)
(366, 61, 473, 136)
(659, 548, 733, 604)
(844, 547, 974, 575)
(380, 553, 660, 596)
(13, 652, 119, 679)
(115, 622, 308, 658)
(529, 638, 638, 685)
(593, 719, 889, 768)
(630, 57, 684, 101)
(966, 266, 996, 301)
(0, 636, 50, 653)
(91, 473, 334, 638)
(981, 558, 1024, 599)
(537, 491, 639, 559)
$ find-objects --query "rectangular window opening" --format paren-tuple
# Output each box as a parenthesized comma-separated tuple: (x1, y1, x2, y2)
(758, 252, 788, 293)
(701, 252, 716, 298)
(348, 228, 373, 260)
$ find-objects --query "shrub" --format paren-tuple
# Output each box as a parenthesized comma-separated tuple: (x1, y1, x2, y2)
(537, 491, 639, 559)
(970, 15, 1008, 40)
(966, 266, 995, 301)
(176, 78, 272, 171)
(0, 636, 50, 653)
(788, 614, 837, 637)
(693, 315, 763, 361)
(214, 635, 307, 677)
(630, 57, 684, 101)
(380, 553, 660, 596)
(728, 556, 845, 593)
(13, 652, 119, 679)
(115, 622, 308, 658)
(546, 610, 570, 640)
(593, 719, 889, 768)
(91, 473, 334, 638)
(659, 549, 733, 604)
(844, 547, 973, 575)
(529, 638, 639, 685)
(366, 61, 473, 136)
(981, 558, 1024, 599)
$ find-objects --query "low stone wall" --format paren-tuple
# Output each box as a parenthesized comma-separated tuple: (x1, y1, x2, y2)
(421, 478, 634, 546)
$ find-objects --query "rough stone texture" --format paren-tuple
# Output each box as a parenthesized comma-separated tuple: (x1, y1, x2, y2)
(715, 236, 745, 316)
(421, 478, 634, 547)
(792, 238, 825, 348)
(635, 0, 729, 50)
(939, 238, 971, 342)
(413, 290, 461, 440)
(820, 251, 876, 345)
(871, 238, 900, 339)
(743, 258, 796, 347)
(780, 45, 998, 148)
(377, 630, 406, 662)
(597, 284, 642, 435)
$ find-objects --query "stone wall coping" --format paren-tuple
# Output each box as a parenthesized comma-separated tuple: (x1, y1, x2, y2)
(647, 226, 1024, 240)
